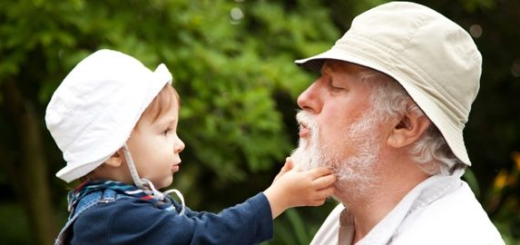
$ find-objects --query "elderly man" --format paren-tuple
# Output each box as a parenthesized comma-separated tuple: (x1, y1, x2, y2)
(290, 2, 504, 245)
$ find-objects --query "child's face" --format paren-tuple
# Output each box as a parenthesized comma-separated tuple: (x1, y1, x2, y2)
(126, 100, 185, 189)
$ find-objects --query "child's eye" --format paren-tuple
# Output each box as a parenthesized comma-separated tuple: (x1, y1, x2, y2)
(163, 128, 172, 136)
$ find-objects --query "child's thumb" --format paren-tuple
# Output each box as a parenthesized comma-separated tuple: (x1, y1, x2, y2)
(276, 158, 294, 178)
(283, 157, 294, 171)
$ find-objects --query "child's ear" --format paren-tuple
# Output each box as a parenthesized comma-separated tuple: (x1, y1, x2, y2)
(105, 149, 124, 167)
(387, 103, 431, 149)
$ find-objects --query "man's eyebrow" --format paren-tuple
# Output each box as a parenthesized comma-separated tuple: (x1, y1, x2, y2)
(321, 63, 334, 75)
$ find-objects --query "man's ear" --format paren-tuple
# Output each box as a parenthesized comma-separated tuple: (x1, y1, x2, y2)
(105, 149, 125, 167)
(387, 104, 431, 148)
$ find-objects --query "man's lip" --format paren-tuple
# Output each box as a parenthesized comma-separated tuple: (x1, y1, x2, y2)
(299, 125, 310, 137)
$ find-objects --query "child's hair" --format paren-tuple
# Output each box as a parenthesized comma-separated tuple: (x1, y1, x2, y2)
(139, 84, 180, 124)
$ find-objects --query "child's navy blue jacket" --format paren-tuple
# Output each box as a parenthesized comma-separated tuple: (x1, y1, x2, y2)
(66, 192, 273, 244)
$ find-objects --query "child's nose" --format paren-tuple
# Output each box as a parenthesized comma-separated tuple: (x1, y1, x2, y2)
(174, 137, 185, 153)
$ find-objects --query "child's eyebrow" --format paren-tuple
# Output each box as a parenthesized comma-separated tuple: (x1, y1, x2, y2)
(158, 118, 177, 126)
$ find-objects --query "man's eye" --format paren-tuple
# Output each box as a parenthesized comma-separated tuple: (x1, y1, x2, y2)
(330, 82, 343, 91)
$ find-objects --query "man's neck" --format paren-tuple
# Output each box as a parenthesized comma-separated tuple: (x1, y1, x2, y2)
(334, 159, 430, 243)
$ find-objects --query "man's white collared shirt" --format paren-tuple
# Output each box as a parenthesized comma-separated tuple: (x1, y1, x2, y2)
(310, 174, 505, 245)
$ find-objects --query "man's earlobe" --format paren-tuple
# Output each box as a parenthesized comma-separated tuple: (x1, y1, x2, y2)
(387, 110, 431, 148)
(105, 150, 124, 167)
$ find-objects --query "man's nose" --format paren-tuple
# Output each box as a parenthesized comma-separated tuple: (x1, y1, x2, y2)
(297, 82, 321, 113)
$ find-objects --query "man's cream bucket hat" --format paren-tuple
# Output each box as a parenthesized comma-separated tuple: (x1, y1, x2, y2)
(46, 49, 172, 182)
(295, 1, 482, 166)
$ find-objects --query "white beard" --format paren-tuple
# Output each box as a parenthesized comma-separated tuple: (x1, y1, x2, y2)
(290, 112, 325, 171)
(290, 110, 382, 198)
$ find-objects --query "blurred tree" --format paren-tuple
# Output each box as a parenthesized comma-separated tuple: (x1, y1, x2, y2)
(0, 0, 518, 244)
(0, 0, 338, 244)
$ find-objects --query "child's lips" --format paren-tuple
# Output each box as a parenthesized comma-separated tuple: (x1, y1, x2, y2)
(172, 163, 180, 173)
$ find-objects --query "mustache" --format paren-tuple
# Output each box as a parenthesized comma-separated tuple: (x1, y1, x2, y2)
(296, 110, 317, 130)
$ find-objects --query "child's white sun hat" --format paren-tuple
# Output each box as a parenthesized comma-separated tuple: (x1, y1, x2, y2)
(46, 49, 172, 182)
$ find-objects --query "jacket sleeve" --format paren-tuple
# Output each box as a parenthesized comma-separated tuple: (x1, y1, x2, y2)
(72, 192, 273, 245)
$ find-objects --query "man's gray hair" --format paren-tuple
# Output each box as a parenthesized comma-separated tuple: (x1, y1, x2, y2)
(357, 66, 466, 175)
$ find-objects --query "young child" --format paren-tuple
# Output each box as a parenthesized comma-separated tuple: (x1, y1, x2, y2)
(46, 49, 336, 245)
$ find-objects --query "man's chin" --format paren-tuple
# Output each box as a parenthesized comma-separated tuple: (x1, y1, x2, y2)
(289, 148, 315, 171)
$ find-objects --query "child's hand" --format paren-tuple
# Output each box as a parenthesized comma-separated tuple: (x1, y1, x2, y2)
(264, 158, 336, 219)
(272, 157, 294, 183)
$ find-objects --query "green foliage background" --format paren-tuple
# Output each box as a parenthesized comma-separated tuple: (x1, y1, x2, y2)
(0, 0, 518, 244)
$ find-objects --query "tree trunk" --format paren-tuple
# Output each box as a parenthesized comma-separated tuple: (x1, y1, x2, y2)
(1, 80, 58, 245)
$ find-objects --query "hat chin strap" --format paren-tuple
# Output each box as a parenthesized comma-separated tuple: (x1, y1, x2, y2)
(122, 144, 185, 215)
(122, 144, 144, 188)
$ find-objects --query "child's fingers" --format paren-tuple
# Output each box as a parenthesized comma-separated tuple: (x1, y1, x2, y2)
(278, 158, 294, 174)
(307, 188, 335, 206)
(313, 187, 335, 203)
(307, 166, 334, 179)
(274, 157, 294, 182)
(318, 185, 335, 197)
(283, 157, 294, 171)
(313, 174, 337, 188)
